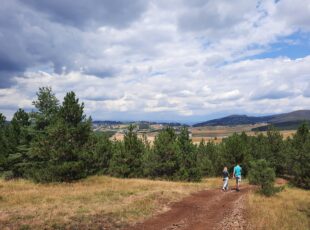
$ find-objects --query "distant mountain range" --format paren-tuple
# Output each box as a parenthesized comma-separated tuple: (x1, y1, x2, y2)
(193, 110, 310, 130)
(92, 110, 310, 131)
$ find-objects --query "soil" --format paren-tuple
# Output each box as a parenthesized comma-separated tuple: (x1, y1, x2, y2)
(128, 186, 252, 230)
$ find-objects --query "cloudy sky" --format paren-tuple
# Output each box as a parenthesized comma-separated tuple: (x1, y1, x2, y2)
(0, 0, 310, 123)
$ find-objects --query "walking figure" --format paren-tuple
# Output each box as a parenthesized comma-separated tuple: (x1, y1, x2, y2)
(233, 163, 242, 191)
(222, 166, 229, 191)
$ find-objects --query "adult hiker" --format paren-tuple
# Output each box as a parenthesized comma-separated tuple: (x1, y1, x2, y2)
(222, 166, 229, 191)
(233, 163, 242, 191)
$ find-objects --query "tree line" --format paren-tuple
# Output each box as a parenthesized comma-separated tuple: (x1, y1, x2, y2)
(0, 87, 309, 191)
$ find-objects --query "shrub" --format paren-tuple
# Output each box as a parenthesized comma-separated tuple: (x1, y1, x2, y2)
(3, 171, 15, 181)
(248, 159, 282, 196)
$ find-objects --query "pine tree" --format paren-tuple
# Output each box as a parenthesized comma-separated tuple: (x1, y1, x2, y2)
(291, 123, 310, 189)
(0, 113, 18, 179)
(27, 90, 91, 182)
(82, 132, 112, 175)
(0, 113, 8, 173)
(146, 127, 179, 179)
(196, 140, 213, 176)
(109, 125, 145, 178)
(248, 159, 281, 196)
(32, 86, 59, 130)
(5, 109, 32, 178)
(266, 127, 285, 175)
(0, 113, 5, 125)
(176, 127, 202, 181)
(221, 133, 251, 175)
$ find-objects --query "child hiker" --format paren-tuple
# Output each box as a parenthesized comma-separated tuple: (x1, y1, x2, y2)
(222, 166, 229, 191)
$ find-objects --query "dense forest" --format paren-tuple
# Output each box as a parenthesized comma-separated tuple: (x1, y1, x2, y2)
(0, 87, 309, 193)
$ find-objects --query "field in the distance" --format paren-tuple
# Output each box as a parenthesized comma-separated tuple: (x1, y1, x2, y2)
(190, 125, 296, 144)
(109, 124, 296, 144)
(0, 176, 219, 229)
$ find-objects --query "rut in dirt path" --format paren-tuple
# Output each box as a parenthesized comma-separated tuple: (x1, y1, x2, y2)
(128, 186, 251, 230)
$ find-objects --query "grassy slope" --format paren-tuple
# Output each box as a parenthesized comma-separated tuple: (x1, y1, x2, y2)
(0, 176, 220, 229)
(1, 176, 309, 229)
(247, 186, 310, 230)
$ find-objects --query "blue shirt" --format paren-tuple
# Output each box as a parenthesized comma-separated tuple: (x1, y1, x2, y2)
(234, 165, 242, 177)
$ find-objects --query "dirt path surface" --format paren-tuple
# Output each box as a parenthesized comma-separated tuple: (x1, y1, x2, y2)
(128, 186, 251, 230)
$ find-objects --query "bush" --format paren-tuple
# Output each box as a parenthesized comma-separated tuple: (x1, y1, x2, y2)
(3, 171, 15, 181)
(248, 159, 282, 196)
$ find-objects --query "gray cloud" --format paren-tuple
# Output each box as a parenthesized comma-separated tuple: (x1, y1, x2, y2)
(303, 84, 310, 98)
(82, 66, 119, 78)
(21, 0, 148, 29)
(178, 0, 254, 32)
(0, 0, 82, 86)
(251, 89, 296, 100)
(0, 0, 149, 88)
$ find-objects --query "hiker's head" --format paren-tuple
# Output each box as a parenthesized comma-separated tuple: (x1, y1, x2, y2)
(223, 166, 227, 171)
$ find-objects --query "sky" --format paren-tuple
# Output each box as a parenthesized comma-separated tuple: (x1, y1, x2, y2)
(0, 0, 310, 123)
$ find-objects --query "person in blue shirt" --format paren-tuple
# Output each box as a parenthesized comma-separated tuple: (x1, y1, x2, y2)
(233, 163, 242, 191)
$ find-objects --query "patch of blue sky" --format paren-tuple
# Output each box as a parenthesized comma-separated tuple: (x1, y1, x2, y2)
(250, 31, 310, 60)
(150, 71, 165, 77)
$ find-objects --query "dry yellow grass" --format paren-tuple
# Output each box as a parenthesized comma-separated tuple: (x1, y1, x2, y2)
(191, 129, 296, 144)
(110, 125, 296, 145)
(247, 187, 310, 230)
(0, 176, 222, 229)
(191, 137, 223, 144)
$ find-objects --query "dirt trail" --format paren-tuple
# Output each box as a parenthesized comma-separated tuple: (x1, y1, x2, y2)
(128, 186, 251, 230)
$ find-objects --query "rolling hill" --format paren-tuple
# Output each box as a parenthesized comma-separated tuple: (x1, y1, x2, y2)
(193, 110, 310, 129)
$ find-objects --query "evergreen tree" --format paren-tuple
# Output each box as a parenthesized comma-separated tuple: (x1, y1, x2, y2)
(250, 133, 269, 160)
(0, 113, 5, 125)
(248, 159, 281, 196)
(206, 141, 223, 176)
(176, 127, 202, 181)
(146, 127, 179, 179)
(5, 109, 32, 178)
(109, 125, 145, 178)
(291, 123, 310, 189)
(266, 127, 285, 175)
(196, 140, 213, 176)
(221, 133, 251, 175)
(59, 92, 85, 126)
(11, 108, 31, 145)
(0, 113, 9, 173)
(292, 122, 309, 150)
(32, 86, 59, 130)
(82, 132, 112, 175)
(27, 90, 91, 182)
(0, 113, 18, 179)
